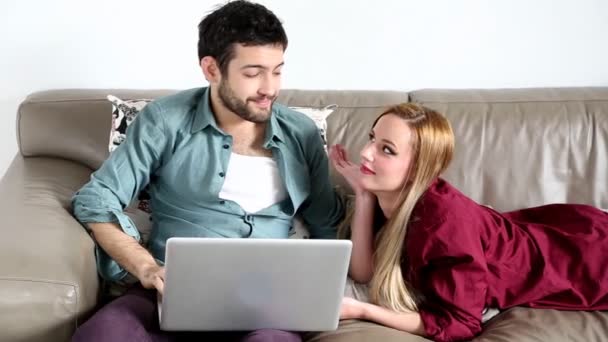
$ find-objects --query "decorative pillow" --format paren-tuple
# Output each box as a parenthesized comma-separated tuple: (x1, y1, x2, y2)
(108, 95, 152, 152)
(290, 104, 337, 152)
(287, 104, 337, 239)
(108, 95, 154, 215)
(107, 95, 338, 240)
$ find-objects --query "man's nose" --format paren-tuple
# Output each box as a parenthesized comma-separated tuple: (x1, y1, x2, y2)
(258, 73, 280, 97)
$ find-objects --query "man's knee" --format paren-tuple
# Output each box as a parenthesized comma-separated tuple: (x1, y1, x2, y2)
(72, 313, 150, 342)
(72, 290, 158, 342)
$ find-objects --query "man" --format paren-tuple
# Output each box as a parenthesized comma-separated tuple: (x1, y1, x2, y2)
(71, 1, 344, 341)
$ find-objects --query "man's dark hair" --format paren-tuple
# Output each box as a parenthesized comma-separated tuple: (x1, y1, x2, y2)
(198, 1, 288, 75)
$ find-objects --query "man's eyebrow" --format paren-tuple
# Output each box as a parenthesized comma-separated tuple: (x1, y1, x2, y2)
(240, 62, 284, 70)
(241, 64, 267, 70)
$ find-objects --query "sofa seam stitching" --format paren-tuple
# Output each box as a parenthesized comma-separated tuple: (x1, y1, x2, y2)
(0, 277, 78, 286)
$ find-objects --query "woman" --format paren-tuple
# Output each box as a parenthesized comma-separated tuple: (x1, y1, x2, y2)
(329, 103, 608, 342)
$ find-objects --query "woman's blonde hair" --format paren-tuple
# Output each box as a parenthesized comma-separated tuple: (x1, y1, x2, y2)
(338, 103, 454, 312)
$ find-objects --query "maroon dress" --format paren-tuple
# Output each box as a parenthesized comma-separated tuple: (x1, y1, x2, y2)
(404, 178, 608, 342)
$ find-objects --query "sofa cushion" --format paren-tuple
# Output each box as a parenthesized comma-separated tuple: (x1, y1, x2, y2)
(475, 307, 608, 341)
(304, 319, 429, 342)
(304, 309, 608, 342)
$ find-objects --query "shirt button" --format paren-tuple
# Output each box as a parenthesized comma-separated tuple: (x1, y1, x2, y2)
(219, 172, 225, 177)
(223, 144, 230, 149)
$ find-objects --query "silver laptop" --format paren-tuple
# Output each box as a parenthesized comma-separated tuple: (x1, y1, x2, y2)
(158, 237, 352, 332)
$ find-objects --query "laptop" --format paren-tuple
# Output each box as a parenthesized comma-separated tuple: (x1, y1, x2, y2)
(158, 237, 352, 332)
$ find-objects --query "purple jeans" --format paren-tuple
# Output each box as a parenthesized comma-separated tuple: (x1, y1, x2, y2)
(72, 285, 302, 342)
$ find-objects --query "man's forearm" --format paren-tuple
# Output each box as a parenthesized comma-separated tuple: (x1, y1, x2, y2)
(88, 222, 157, 280)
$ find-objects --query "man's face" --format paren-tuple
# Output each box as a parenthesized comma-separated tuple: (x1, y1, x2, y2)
(217, 44, 284, 123)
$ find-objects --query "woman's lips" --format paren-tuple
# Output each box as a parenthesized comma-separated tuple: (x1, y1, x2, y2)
(360, 164, 375, 175)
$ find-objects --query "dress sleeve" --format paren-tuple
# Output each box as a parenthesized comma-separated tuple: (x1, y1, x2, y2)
(408, 218, 489, 342)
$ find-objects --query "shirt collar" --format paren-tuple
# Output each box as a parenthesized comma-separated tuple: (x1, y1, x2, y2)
(191, 87, 219, 133)
(263, 110, 284, 147)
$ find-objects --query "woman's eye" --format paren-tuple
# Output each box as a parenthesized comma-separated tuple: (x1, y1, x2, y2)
(368, 133, 375, 141)
(244, 73, 259, 78)
(383, 146, 394, 155)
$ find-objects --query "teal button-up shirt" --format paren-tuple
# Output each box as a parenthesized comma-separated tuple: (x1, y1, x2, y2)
(72, 87, 345, 281)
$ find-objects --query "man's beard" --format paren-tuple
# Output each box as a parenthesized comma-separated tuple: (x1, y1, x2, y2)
(218, 80, 275, 123)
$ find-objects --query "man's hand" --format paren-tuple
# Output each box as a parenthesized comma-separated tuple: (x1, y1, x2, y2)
(136, 263, 165, 295)
(88, 222, 166, 294)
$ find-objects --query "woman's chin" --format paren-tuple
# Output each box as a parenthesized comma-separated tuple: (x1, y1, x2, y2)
(359, 182, 378, 194)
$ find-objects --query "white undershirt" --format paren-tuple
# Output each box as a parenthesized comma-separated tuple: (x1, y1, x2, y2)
(218, 153, 287, 213)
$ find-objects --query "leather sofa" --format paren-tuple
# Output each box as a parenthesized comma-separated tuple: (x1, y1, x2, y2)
(1, 87, 606, 341)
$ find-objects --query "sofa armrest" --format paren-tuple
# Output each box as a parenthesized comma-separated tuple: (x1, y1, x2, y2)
(0, 156, 99, 342)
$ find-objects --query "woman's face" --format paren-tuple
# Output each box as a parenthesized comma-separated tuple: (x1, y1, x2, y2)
(359, 114, 414, 194)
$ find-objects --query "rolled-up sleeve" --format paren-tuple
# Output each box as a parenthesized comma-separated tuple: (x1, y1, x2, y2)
(299, 128, 345, 239)
(72, 101, 166, 281)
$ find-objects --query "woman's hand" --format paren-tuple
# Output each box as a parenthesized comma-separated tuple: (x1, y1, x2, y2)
(340, 297, 367, 320)
(330, 144, 368, 196)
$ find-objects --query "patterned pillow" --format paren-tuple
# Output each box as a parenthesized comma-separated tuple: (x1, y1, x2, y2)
(107, 95, 337, 240)
(108, 96, 154, 216)
(108, 95, 151, 152)
(289, 105, 337, 152)
(285, 105, 336, 238)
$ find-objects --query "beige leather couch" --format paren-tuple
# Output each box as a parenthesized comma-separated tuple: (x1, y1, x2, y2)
(1, 87, 607, 341)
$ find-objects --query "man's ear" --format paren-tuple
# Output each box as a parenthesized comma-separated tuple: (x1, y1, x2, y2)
(200, 56, 221, 83)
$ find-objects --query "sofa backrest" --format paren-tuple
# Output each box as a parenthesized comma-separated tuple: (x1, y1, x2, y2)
(17, 88, 409, 172)
(410, 88, 608, 211)
(18, 89, 177, 171)
(17, 87, 608, 212)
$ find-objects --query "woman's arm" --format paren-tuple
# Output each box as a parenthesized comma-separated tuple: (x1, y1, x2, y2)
(329, 144, 377, 283)
(341, 297, 426, 336)
(364, 302, 426, 336)
(348, 192, 376, 283)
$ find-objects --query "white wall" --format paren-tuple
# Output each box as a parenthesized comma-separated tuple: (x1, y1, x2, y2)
(1, 0, 607, 177)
